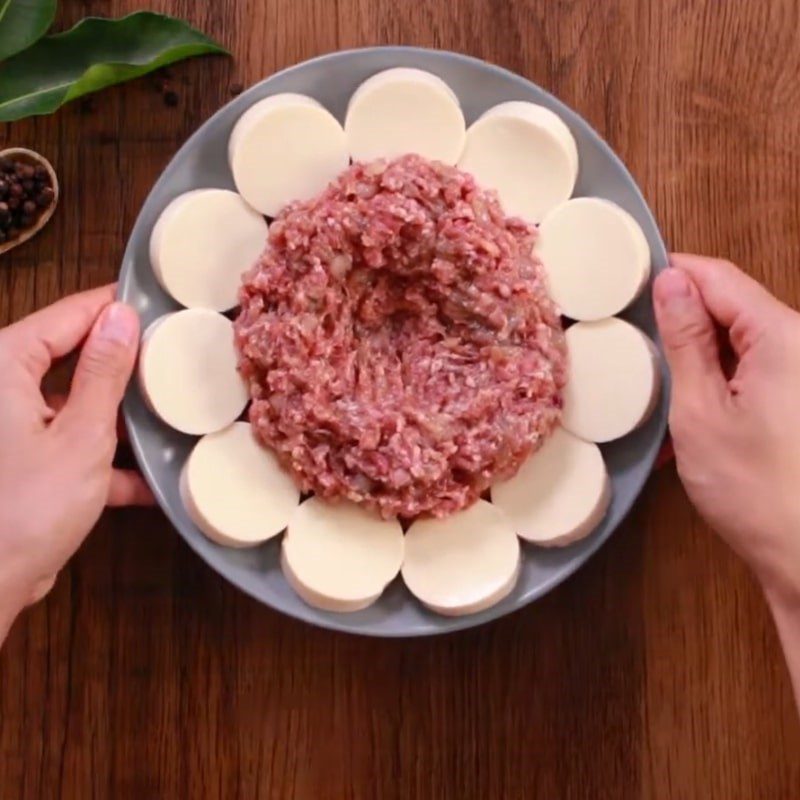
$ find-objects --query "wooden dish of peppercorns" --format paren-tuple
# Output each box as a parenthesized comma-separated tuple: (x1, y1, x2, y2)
(0, 148, 59, 256)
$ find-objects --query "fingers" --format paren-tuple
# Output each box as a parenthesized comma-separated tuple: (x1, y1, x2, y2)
(1, 285, 117, 379)
(46, 385, 152, 507)
(654, 266, 728, 406)
(107, 470, 155, 507)
(669, 254, 781, 352)
(45, 392, 130, 443)
(60, 302, 140, 433)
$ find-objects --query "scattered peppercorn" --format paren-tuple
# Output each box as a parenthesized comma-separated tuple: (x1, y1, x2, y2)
(0, 153, 56, 247)
(163, 90, 179, 108)
(37, 187, 55, 208)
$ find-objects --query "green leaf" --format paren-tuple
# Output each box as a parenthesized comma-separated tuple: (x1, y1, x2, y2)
(0, 11, 229, 122)
(0, 0, 57, 61)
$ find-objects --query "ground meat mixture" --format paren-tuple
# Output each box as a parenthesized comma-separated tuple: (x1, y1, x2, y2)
(235, 154, 567, 519)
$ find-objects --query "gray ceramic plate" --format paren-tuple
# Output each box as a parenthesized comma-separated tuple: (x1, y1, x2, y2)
(119, 46, 669, 637)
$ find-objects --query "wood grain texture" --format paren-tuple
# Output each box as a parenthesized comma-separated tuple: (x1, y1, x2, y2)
(2, 0, 800, 797)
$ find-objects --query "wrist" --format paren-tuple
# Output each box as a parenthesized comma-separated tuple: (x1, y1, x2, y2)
(760, 569, 800, 619)
(746, 510, 800, 612)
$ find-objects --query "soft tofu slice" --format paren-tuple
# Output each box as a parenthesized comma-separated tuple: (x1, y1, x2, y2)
(345, 68, 466, 164)
(229, 93, 349, 216)
(149, 189, 268, 311)
(138, 309, 248, 436)
(537, 197, 651, 320)
(458, 101, 578, 223)
(180, 422, 299, 547)
(281, 498, 404, 613)
(491, 427, 611, 546)
(402, 500, 520, 616)
(562, 318, 660, 443)
(480, 101, 579, 178)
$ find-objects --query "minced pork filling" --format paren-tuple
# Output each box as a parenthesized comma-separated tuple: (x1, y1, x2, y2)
(235, 154, 567, 519)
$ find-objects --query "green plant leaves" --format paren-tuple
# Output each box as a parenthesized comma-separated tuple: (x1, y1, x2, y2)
(0, 0, 57, 61)
(0, 11, 228, 122)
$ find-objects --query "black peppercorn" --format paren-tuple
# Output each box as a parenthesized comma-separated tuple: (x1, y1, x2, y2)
(9, 182, 23, 198)
(22, 179, 34, 193)
(22, 199, 36, 215)
(0, 180, 7, 198)
(37, 187, 55, 208)
(164, 90, 179, 107)
(0, 230, 6, 243)
(0, 201, 8, 219)
(7, 197, 19, 210)
(19, 214, 33, 228)
(0, 157, 13, 174)
(33, 165, 48, 181)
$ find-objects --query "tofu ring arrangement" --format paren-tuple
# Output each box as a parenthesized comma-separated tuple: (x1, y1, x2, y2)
(137, 65, 662, 620)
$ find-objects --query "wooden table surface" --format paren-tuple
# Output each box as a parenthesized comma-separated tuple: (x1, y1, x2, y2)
(2, 0, 800, 797)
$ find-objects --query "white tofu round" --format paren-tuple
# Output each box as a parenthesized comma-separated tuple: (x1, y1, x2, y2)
(562, 318, 660, 443)
(491, 427, 611, 546)
(402, 500, 520, 617)
(345, 68, 466, 164)
(149, 189, 268, 312)
(480, 101, 579, 178)
(229, 93, 349, 216)
(537, 197, 651, 320)
(180, 422, 299, 547)
(281, 498, 404, 613)
(458, 101, 578, 223)
(138, 309, 248, 436)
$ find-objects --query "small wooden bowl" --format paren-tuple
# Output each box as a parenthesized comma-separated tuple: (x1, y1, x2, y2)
(0, 147, 59, 256)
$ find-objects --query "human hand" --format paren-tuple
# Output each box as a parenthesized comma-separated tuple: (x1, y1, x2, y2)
(0, 285, 152, 638)
(653, 254, 800, 605)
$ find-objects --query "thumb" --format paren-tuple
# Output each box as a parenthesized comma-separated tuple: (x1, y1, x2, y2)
(63, 302, 140, 429)
(653, 267, 727, 405)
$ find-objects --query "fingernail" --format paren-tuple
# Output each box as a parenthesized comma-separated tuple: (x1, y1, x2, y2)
(656, 268, 691, 305)
(98, 302, 138, 346)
